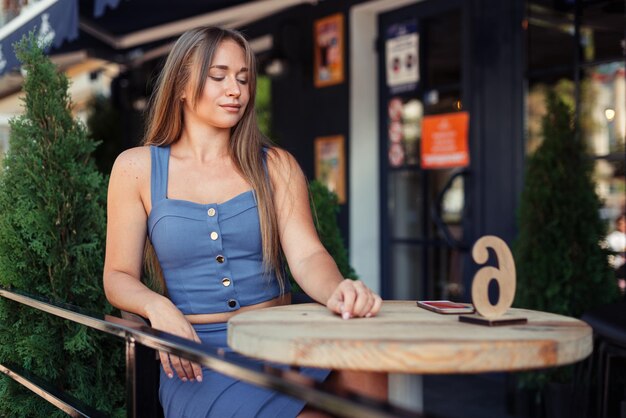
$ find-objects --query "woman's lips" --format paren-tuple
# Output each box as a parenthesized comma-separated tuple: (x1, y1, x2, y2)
(221, 104, 241, 112)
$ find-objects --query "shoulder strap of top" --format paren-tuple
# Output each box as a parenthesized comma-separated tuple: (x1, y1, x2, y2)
(150, 145, 169, 206)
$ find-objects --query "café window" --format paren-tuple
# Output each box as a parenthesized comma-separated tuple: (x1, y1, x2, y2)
(525, 0, 625, 226)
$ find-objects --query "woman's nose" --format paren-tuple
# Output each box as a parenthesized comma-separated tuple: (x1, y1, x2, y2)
(225, 77, 241, 97)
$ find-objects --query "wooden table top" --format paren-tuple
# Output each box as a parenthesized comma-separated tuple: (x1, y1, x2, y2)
(227, 301, 593, 374)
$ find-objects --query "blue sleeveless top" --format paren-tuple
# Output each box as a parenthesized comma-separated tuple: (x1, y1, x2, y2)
(147, 145, 286, 315)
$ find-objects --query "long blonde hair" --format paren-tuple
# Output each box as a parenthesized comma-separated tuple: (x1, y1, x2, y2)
(142, 26, 283, 294)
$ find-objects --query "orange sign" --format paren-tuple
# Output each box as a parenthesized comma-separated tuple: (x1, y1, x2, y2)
(421, 112, 470, 169)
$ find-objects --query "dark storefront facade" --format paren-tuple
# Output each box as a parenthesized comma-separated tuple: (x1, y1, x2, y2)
(255, 0, 624, 301)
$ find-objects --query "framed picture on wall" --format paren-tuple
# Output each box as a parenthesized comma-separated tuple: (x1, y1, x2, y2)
(314, 135, 346, 204)
(313, 13, 344, 88)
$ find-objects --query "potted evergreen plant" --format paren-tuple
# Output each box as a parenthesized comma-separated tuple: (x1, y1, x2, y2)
(0, 34, 124, 416)
(513, 91, 620, 417)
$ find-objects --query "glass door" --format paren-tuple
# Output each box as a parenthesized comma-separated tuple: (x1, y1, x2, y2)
(378, 0, 470, 301)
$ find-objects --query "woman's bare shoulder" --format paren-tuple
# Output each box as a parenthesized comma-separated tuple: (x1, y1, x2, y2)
(265, 146, 300, 173)
(264, 146, 305, 192)
(110, 146, 151, 180)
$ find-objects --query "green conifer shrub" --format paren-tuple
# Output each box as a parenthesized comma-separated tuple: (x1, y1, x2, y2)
(0, 34, 124, 416)
(513, 91, 619, 388)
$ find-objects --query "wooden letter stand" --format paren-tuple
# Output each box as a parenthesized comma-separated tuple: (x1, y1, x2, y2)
(459, 235, 527, 326)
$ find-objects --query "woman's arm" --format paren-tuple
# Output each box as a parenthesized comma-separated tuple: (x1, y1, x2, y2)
(103, 147, 165, 316)
(103, 147, 202, 382)
(267, 149, 382, 318)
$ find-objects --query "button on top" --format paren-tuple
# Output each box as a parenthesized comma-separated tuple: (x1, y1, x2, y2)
(221, 278, 231, 287)
(210, 231, 219, 240)
(227, 299, 237, 308)
(207, 208, 216, 217)
(216, 255, 225, 263)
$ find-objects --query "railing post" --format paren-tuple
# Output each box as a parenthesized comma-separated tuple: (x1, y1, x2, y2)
(125, 333, 163, 418)
(125, 335, 137, 418)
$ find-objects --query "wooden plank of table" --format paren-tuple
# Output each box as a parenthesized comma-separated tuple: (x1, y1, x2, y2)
(227, 301, 592, 374)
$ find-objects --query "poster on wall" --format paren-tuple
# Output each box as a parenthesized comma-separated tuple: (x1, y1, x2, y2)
(387, 97, 423, 167)
(385, 20, 419, 94)
(314, 13, 344, 88)
(314, 135, 346, 203)
(421, 111, 470, 169)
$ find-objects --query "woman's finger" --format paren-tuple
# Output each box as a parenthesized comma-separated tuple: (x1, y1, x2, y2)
(160, 351, 174, 378)
(357, 291, 375, 317)
(326, 294, 341, 314)
(339, 281, 357, 319)
(351, 283, 370, 317)
(181, 358, 196, 381)
(191, 361, 204, 382)
(169, 355, 189, 381)
(367, 295, 383, 318)
(326, 279, 349, 315)
(188, 330, 204, 382)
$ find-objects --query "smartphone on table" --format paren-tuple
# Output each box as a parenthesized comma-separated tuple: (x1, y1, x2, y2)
(417, 300, 475, 314)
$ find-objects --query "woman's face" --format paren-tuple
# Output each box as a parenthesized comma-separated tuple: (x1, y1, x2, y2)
(184, 39, 250, 130)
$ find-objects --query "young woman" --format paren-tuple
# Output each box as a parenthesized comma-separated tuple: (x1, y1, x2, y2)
(103, 26, 383, 417)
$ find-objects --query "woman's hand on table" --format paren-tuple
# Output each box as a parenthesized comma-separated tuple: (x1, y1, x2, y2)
(326, 279, 382, 319)
(145, 299, 203, 383)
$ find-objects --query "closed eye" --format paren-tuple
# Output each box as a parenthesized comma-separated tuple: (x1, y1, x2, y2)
(209, 76, 247, 85)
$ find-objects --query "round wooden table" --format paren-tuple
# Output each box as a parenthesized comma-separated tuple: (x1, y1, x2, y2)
(228, 301, 592, 374)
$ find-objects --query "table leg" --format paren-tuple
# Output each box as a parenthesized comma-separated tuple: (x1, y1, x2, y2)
(389, 374, 423, 412)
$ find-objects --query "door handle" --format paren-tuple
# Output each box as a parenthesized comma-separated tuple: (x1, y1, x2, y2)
(430, 168, 470, 251)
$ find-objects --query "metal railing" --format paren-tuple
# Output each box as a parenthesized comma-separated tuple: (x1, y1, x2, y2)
(0, 287, 422, 418)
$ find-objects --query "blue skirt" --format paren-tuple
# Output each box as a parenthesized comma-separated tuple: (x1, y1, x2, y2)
(159, 322, 331, 418)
